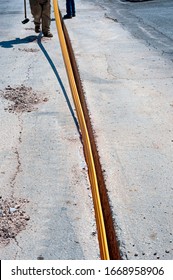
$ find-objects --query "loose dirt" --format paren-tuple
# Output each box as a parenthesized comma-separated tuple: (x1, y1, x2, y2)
(0, 197, 29, 246)
(18, 48, 39, 53)
(1, 85, 48, 113)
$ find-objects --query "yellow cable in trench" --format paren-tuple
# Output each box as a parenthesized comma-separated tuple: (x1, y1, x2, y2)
(53, 0, 110, 260)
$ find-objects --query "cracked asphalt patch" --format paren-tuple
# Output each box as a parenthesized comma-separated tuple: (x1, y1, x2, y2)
(0, 197, 30, 247)
(1, 85, 48, 113)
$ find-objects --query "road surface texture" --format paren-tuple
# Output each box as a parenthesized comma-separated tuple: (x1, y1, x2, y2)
(60, 0, 173, 259)
(0, 0, 99, 259)
(0, 0, 173, 260)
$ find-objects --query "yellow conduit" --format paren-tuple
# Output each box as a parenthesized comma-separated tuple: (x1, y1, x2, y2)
(53, 0, 110, 260)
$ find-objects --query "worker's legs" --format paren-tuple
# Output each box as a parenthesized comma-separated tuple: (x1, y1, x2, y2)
(42, 1, 51, 34)
(29, 0, 42, 28)
(66, 0, 72, 16)
(71, 0, 76, 16)
(65, 0, 76, 17)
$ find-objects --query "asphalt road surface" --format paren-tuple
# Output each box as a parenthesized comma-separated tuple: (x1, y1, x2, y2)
(94, 0, 173, 59)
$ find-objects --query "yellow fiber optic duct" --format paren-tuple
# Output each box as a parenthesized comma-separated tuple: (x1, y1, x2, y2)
(53, 0, 110, 260)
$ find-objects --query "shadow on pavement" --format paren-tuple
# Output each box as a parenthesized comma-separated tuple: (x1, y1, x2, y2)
(37, 34, 80, 136)
(0, 36, 37, 48)
(0, 33, 80, 136)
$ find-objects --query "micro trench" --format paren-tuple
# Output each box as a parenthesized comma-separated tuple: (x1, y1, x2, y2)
(62, 20, 121, 260)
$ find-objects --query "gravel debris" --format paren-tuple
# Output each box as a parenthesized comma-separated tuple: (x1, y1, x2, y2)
(0, 197, 29, 246)
(1, 84, 48, 113)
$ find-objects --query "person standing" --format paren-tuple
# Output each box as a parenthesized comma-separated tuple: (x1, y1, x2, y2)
(29, 0, 53, 37)
(63, 0, 76, 19)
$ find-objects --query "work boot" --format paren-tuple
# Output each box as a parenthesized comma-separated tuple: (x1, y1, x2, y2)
(63, 14, 72, 19)
(43, 31, 53, 38)
(35, 25, 41, 33)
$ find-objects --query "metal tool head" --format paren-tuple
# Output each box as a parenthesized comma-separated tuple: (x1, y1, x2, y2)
(22, 18, 29, 24)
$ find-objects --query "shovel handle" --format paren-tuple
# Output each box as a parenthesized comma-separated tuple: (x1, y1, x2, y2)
(24, 0, 27, 18)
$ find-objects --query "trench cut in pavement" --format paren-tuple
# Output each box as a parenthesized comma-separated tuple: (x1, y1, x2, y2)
(62, 22, 121, 261)
(53, 0, 121, 260)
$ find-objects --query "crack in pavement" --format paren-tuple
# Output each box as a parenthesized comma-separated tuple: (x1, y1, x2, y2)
(14, 237, 23, 257)
(10, 116, 23, 197)
(104, 13, 118, 23)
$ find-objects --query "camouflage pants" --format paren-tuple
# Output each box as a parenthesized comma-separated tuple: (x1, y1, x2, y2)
(29, 0, 51, 33)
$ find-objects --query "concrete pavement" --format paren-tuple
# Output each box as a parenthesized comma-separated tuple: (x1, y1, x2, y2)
(0, 0, 173, 260)
(60, 0, 173, 259)
(0, 0, 99, 259)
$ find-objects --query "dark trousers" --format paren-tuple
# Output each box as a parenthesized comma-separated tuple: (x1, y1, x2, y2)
(66, 0, 75, 16)
(29, 0, 51, 33)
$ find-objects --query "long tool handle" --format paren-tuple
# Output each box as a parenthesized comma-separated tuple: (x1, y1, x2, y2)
(24, 0, 27, 18)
